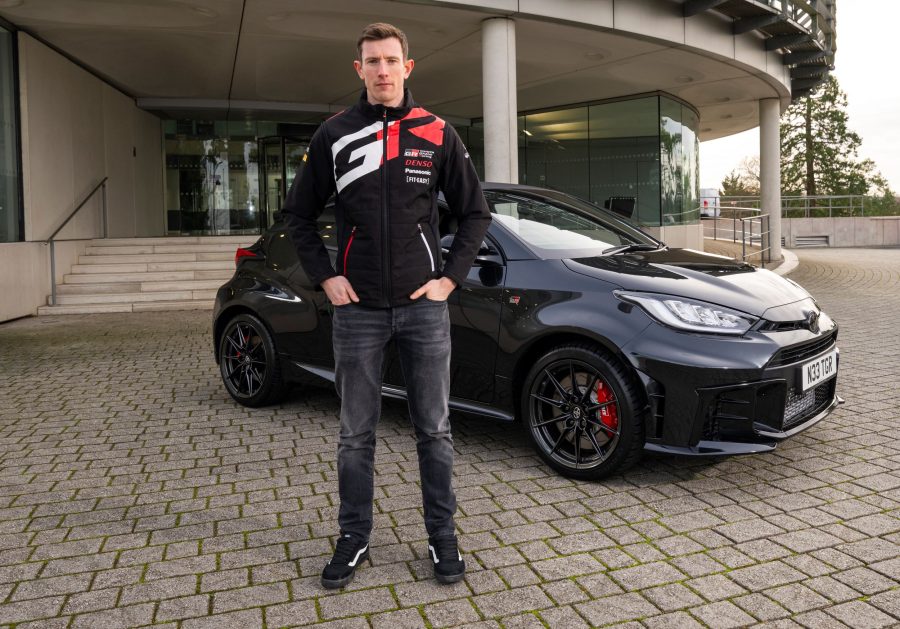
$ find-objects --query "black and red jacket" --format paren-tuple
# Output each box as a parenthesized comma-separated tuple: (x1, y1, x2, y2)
(283, 89, 491, 308)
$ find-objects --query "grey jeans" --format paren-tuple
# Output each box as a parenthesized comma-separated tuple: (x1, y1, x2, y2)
(331, 298, 456, 540)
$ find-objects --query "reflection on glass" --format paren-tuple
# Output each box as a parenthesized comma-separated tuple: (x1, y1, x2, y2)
(524, 108, 590, 199)
(588, 98, 660, 226)
(660, 97, 683, 225)
(164, 121, 314, 235)
(0, 26, 20, 243)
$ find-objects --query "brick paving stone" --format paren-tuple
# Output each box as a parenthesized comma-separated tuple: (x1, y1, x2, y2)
(642, 583, 705, 612)
(318, 586, 397, 620)
(685, 573, 747, 602)
(643, 610, 706, 628)
(728, 561, 806, 591)
(263, 600, 318, 627)
(610, 561, 687, 591)
(62, 588, 120, 615)
(764, 583, 830, 613)
(530, 553, 604, 580)
(213, 582, 289, 613)
(832, 566, 897, 595)
(731, 592, 791, 622)
(541, 579, 590, 605)
(156, 594, 211, 622)
(689, 600, 757, 628)
(575, 592, 659, 625)
(825, 600, 897, 628)
(424, 598, 481, 628)
(70, 603, 156, 628)
(182, 608, 263, 629)
(473, 584, 554, 618)
(0, 596, 65, 624)
(370, 607, 428, 629)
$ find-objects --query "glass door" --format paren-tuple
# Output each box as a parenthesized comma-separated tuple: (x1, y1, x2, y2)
(259, 136, 308, 230)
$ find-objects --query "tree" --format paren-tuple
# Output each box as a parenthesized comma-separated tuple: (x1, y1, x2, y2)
(720, 157, 760, 196)
(780, 76, 884, 197)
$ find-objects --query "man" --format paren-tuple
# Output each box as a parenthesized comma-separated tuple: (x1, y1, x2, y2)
(283, 22, 491, 589)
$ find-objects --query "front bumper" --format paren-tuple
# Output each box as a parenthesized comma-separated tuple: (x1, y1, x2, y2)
(622, 320, 840, 453)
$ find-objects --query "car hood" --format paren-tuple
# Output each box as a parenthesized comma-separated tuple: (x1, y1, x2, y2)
(564, 248, 812, 318)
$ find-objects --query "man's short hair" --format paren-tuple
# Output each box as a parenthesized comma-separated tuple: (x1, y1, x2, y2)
(357, 22, 409, 60)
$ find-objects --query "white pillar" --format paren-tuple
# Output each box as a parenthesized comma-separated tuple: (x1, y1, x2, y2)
(759, 98, 782, 262)
(482, 18, 517, 183)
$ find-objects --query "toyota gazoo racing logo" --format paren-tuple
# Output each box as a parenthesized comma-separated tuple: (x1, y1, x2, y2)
(404, 148, 434, 159)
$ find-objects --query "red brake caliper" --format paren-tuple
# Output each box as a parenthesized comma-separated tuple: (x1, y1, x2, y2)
(596, 380, 618, 433)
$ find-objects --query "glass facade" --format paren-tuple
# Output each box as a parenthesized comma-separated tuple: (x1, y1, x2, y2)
(0, 25, 21, 242)
(163, 120, 316, 235)
(473, 94, 700, 227)
(162, 93, 699, 235)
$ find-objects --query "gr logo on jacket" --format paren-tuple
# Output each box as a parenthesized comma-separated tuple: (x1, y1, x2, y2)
(283, 89, 492, 308)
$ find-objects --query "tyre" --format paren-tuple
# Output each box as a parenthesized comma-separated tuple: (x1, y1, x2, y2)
(219, 313, 284, 407)
(520, 343, 644, 480)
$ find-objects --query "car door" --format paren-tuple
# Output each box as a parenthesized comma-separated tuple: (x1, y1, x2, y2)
(383, 207, 506, 405)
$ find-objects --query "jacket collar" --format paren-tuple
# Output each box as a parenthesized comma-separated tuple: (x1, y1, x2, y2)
(357, 88, 416, 120)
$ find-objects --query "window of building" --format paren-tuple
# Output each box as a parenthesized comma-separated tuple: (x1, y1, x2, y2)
(163, 120, 316, 236)
(471, 94, 700, 228)
(0, 24, 22, 243)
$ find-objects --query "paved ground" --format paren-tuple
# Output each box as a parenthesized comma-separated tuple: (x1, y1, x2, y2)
(0, 248, 898, 628)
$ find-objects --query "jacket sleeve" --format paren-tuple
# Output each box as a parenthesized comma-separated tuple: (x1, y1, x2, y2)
(437, 125, 492, 287)
(282, 126, 338, 287)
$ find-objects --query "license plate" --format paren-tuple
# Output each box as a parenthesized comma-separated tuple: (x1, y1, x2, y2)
(801, 349, 838, 391)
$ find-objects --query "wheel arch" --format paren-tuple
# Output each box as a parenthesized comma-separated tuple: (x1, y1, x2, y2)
(214, 304, 274, 362)
(510, 329, 647, 420)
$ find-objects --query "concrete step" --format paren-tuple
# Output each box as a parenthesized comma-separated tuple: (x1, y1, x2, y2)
(84, 243, 242, 255)
(57, 282, 142, 295)
(38, 303, 135, 315)
(71, 261, 232, 274)
(56, 279, 224, 295)
(88, 236, 256, 246)
(64, 271, 196, 284)
(79, 252, 233, 264)
(55, 291, 196, 305)
(38, 300, 215, 315)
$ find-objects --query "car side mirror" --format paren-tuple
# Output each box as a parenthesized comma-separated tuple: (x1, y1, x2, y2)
(440, 235, 502, 266)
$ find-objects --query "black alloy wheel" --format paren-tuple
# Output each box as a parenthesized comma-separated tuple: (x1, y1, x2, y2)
(219, 313, 283, 407)
(521, 344, 644, 479)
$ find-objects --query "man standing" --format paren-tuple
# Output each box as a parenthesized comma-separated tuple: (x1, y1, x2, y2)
(283, 23, 491, 589)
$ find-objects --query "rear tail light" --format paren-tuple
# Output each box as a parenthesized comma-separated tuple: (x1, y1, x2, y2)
(234, 248, 259, 266)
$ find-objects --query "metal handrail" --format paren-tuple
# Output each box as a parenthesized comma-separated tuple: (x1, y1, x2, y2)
(740, 214, 772, 266)
(46, 177, 108, 306)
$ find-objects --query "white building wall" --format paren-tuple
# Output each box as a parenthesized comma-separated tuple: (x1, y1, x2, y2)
(0, 33, 165, 322)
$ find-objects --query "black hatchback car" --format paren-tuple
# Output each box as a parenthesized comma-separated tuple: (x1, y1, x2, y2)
(213, 184, 840, 480)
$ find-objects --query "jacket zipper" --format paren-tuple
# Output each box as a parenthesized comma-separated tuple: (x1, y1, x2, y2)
(381, 109, 391, 306)
(417, 223, 436, 273)
(342, 226, 357, 275)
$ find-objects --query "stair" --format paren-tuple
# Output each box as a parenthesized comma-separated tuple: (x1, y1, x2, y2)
(38, 236, 257, 315)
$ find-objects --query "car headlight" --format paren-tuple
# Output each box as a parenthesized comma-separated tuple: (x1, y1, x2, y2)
(615, 291, 757, 335)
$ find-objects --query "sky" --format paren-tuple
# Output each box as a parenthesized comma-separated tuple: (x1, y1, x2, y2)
(699, 1, 900, 192)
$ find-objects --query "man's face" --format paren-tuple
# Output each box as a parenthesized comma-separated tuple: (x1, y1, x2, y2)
(354, 37, 414, 108)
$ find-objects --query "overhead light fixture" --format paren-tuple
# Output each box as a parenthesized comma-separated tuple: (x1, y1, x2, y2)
(675, 75, 694, 83)
(716, 96, 731, 103)
(523, 129, 533, 136)
(585, 51, 605, 60)
(721, 114, 733, 119)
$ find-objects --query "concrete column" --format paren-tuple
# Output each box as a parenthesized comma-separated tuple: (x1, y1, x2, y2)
(481, 18, 517, 183)
(759, 98, 782, 261)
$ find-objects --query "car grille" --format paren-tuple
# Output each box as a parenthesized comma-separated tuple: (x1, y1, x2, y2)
(768, 332, 837, 368)
(783, 382, 833, 429)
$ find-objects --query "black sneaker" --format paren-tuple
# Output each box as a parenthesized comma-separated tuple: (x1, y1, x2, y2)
(321, 534, 369, 589)
(428, 534, 465, 584)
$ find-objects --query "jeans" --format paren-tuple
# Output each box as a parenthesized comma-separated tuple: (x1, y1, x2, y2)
(332, 298, 456, 540)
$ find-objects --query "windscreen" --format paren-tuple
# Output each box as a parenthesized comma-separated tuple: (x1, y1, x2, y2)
(483, 190, 657, 259)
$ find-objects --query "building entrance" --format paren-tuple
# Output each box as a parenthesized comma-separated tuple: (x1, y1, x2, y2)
(258, 136, 307, 230)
